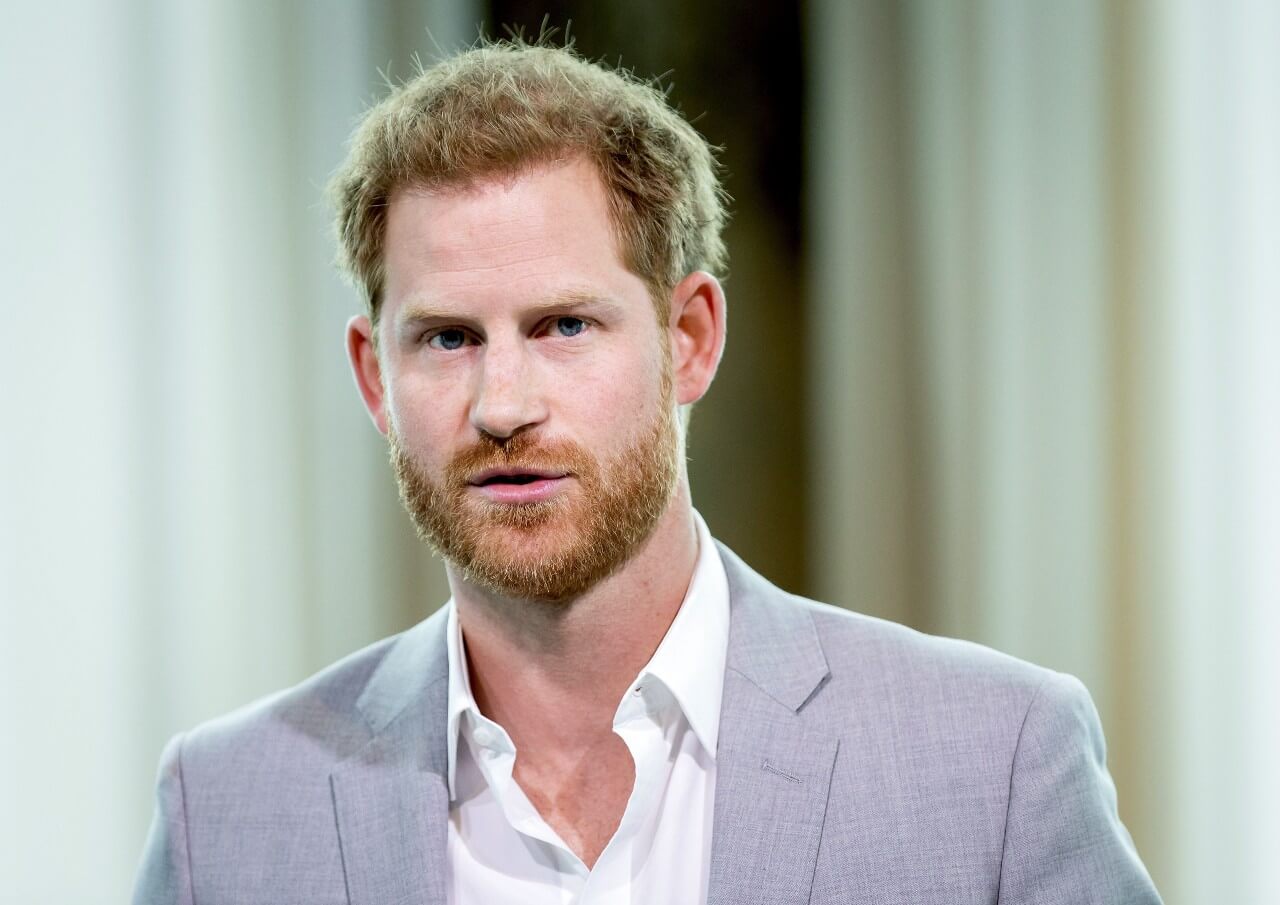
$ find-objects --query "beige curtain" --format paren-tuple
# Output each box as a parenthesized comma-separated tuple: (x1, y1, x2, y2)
(0, 1, 471, 900)
(807, 1, 1280, 902)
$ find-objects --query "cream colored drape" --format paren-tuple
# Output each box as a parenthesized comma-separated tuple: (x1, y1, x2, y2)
(807, 1, 1279, 902)
(0, 1, 469, 900)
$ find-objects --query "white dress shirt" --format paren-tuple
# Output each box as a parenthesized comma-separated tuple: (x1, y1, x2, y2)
(443, 510, 730, 905)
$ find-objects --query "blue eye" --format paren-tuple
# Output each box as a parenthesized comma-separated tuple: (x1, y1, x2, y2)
(553, 317, 587, 337)
(428, 329, 468, 351)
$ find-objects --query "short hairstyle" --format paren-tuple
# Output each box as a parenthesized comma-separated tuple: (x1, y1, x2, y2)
(329, 39, 729, 329)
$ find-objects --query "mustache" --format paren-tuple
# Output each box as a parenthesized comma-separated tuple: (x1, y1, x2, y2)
(444, 433, 597, 485)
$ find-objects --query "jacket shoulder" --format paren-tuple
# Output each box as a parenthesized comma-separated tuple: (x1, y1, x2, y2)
(176, 627, 406, 774)
(802, 596, 1056, 694)
(782, 594, 1071, 745)
(716, 539, 1058, 713)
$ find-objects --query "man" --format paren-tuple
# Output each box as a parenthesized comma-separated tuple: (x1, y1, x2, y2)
(134, 41, 1162, 904)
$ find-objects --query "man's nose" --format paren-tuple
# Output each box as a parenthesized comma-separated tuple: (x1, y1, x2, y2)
(469, 340, 547, 440)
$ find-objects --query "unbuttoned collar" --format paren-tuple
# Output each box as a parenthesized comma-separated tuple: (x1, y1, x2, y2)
(444, 509, 731, 801)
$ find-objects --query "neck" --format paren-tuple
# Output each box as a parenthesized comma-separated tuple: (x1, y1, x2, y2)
(448, 481, 699, 753)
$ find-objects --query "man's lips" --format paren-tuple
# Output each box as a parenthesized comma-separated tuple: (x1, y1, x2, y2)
(466, 468, 573, 504)
(466, 467, 570, 487)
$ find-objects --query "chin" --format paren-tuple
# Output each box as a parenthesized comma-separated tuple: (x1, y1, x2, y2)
(458, 520, 622, 602)
(472, 516, 583, 561)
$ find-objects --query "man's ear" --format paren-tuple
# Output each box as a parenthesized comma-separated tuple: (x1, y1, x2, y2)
(667, 271, 727, 406)
(346, 314, 390, 436)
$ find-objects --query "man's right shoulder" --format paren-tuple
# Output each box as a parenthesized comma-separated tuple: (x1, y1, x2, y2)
(170, 615, 435, 777)
(135, 614, 451, 903)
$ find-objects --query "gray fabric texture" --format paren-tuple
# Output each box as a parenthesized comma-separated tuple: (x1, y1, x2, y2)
(133, 542, 1162, 904)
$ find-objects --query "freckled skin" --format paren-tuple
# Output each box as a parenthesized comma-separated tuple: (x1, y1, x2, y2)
(345, 157, 728, 866)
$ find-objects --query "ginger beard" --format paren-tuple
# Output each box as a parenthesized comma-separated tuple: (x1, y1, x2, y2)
(387, 367, 681, 602)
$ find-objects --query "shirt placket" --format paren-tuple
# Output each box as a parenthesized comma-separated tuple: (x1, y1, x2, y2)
(578, 679, 674, 905)
(465, 710, 598, 903)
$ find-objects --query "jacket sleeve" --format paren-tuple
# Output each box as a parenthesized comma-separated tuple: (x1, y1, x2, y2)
(132, 733, 195, 905)
(996, 671, 1162, 904)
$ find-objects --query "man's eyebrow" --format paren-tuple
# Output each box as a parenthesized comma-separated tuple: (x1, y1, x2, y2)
(396, 290, 625, 325)
(521, 290, 625, 318)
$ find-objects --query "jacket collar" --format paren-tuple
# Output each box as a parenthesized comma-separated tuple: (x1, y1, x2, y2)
(344, 539, 834, 748)
(330, 540, 837, 905)
(717, 540, 831, 710)
(709, 542, 839, 905)
(331, 609, 451, 905)
(353, 607, 451, 749)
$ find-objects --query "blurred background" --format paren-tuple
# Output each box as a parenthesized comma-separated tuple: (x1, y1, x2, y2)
(1, 0, 1275, 902)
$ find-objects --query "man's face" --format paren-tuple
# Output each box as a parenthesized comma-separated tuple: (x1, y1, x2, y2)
(373, 158, 681, 601)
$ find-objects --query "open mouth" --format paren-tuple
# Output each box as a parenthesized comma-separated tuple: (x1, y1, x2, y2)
(478, 474, 544, 486)
(465, 468, 571, 504)
(468, 469, 568, 487)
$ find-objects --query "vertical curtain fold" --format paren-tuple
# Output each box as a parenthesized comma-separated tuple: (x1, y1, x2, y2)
(0, 1, 472, 899)
(807, 1, 1279, 901)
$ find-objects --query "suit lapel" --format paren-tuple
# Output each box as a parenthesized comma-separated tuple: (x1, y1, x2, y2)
(331, 733, 449, 905)
(327, 544, 839, 905)
(708, 544, 838, 905)
(330, 610, 452, 905)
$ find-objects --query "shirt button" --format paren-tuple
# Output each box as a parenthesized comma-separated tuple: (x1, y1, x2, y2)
(473, 726, 497, 748)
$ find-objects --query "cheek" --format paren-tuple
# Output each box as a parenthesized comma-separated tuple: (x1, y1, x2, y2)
(557, 349, 666, 429)
(384, 372, 466, 452)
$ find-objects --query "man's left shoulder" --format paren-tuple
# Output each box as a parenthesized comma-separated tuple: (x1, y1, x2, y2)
(782, 593, 1086, 743)
(716, 516, 1159, 900)
(718, 542, 1080, 738)
(808, 595, 1059, 689)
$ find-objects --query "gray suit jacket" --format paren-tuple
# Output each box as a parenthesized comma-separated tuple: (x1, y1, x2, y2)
(134, 543, 1161, 904)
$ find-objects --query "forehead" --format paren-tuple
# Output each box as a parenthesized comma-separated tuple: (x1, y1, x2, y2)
(381, 158, 643, 318)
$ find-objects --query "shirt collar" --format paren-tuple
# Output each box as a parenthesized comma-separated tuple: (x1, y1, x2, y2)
(444, 509, 731, 800)
(444, 598, 479, 801)
(631, 509, 729, 758)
